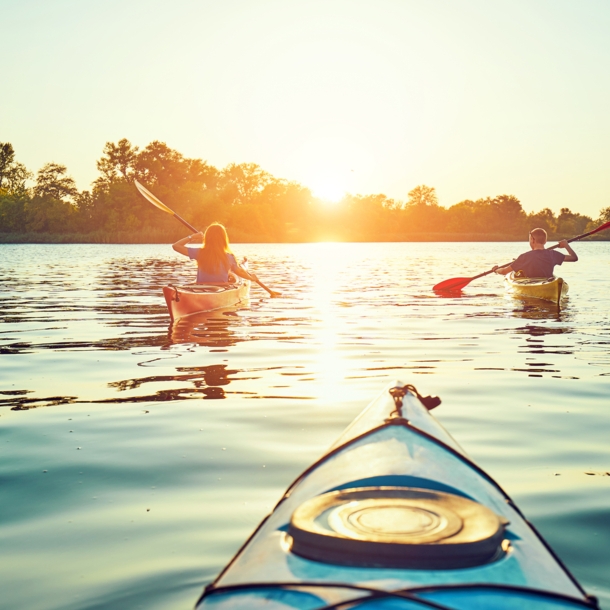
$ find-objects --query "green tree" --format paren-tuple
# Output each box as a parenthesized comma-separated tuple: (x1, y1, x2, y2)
(34, 163, 78, 202)
(444, 199, 481, 233)
(0, 142, 32, 193)
(219, 163, 273, 206)
(17, 163, 81, 233)
(24, 197, 78, 233)
(0, 143, 32, 232)
(339, 194, 399, 238)
(527, 208, 557, 234)
(95, 138, 139, 187)
(0, 190, 29, 231)
(597, 207, 610, 223)
(0, 143, 15, 188)
(88, 139, 220, 238)
(91, 140, 157, 235)
(249, 179, 313, 240)
(134, 141, 185, 188)
(485, 194, 527, 234)
(407, 184, 438, 207)
(402, 185, 445, 232)
(555, 207, 592, 237)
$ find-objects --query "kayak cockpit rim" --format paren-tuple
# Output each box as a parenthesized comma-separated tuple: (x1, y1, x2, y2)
(198, 581, 599, 609)
(167, 282, 244, 294)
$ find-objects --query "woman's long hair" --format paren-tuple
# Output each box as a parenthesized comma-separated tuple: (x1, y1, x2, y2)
(197, 223, 232, 274)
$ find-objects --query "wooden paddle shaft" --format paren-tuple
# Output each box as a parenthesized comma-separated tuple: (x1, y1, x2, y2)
(172, 213, 198, 234)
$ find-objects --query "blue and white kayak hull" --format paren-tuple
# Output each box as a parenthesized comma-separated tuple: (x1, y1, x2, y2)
(196, 382, 598, 609)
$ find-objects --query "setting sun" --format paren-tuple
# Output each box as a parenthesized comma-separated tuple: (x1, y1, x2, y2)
(309, 176, 347, 203)
(294, 136, 365, 204)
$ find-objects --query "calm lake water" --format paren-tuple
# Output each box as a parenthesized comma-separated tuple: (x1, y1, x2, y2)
(1, 241, 609, 610)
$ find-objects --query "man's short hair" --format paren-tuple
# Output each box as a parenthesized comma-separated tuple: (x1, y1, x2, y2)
(530, 228, 547, 244)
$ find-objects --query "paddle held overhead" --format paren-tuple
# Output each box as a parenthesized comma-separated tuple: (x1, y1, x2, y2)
(134, 180, 198, 233)
(134, 180, 280, 298)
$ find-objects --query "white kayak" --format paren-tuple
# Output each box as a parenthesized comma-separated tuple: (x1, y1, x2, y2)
(163, 262, 250, 322)
(162, 279, 249, 322)
(196, 382, 599, 609)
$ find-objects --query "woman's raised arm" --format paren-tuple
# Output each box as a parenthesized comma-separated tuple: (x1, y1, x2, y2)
(172, 232, 203, 256)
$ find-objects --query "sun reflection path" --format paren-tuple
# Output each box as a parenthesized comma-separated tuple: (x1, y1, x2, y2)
(304, 243, 362, 404)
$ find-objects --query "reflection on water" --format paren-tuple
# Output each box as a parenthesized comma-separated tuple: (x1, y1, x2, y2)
(0, 390, 78, 410)
(107, 364, 240, 401)
(167, 310, 247, 351)
(1, 242, 609, 610)
(507, 295, 564, 321)
(1, 241, 608, 409)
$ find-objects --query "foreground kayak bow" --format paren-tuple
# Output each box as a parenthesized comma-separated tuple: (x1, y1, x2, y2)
(196, 382, 598, 609)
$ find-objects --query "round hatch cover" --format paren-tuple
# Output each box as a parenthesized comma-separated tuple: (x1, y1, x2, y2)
(288, 487, 507, 569)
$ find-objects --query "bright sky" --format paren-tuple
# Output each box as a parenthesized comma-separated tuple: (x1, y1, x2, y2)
(2, 0, 610, 216)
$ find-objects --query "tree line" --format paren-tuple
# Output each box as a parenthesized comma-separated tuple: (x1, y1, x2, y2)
(1, 139, 608, 243)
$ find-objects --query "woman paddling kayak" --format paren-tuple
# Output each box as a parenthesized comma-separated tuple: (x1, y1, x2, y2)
(172, 222, 279, 296)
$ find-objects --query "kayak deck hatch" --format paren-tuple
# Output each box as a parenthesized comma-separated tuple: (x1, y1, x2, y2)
(288, 485, 508, 570)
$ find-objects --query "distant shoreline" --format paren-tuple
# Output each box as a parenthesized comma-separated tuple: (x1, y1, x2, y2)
(1, 232, 608, 244)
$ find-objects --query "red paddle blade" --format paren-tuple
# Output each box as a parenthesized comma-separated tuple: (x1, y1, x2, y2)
(433, 277, 474, 291)
(588, 219, 610, 237)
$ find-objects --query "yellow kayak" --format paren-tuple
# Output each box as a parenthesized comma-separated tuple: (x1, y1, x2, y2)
(505, 271, 568, 304)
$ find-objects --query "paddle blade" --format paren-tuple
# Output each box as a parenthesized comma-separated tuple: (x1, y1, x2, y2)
(587, 219, 610, 237)
(433, 277, 473, 292)
(134, 180, 174, 215)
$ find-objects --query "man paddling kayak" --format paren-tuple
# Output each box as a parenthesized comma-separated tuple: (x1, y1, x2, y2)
(492, 227, 578, 278)
(173, 222, 279, 296)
